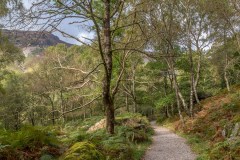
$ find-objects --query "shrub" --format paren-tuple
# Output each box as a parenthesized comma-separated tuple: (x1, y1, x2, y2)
(0, 126, 60, 159)
(101, 136, 133, 160)
(61, 141, 104, 160)
(11, 126, 59, 149)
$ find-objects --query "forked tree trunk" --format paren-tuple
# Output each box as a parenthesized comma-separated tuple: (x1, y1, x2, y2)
(166, 59, 185, 124)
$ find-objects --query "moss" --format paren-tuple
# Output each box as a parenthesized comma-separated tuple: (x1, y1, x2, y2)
(40, 154, 55, 160)
(101, 136, 133, 160)
(61, 141, 104, 160)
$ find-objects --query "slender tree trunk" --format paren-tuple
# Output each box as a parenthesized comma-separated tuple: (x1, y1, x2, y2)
(166, 106, 171, 117)
(187, 7, 194, 117)
(126, 94, 129, 112)
(171, 103, 174, 115)
(194, 52, 201, 104)
(103, 0, 114, 134)
(167, 59, 185, 123)
(224, 53, 230, 92)
(173, 71, 189, 115)
(188, 40, 194, 117)
(223, 28, 230, 92)
(83, 109, 86, 120)
(60, 89, 65, 123)
(169, 62, 189, 114)
(30, 112, 35, 126)
(173, 76, 184, 124)
(49, 96, 55, 125)
(89, 108, 92, 118)
(133, 99, 137, 113)
(132, 64, 137, 113)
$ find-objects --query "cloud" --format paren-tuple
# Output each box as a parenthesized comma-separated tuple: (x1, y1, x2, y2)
(22, 0, 32, 9)
(78, 32, 95, 45)
(20, 0, 96, 46)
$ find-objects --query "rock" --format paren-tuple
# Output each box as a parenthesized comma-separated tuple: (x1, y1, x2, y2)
(230, 122, 240, 138)
(87, 119, 106, 133)
(222, 129, 226, 138)
(222, 123, 235, 138)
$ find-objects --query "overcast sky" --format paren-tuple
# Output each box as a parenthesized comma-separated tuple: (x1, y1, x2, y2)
(22, 0, 94, 45)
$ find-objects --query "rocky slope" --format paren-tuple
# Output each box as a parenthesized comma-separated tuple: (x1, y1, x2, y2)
(2, 29, 72, 48)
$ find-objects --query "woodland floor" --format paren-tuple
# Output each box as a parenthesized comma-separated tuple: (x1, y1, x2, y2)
(143, 122, 197, 160)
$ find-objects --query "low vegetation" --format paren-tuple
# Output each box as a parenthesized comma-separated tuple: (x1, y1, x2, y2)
(0, 113, 153, 160)
(159, 87, 240, 160)
(1, 0, 240, 159)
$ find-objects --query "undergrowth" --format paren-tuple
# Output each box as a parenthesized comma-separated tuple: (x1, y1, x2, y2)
(0, 113, 153, 160)
(160, 88, 240, 160)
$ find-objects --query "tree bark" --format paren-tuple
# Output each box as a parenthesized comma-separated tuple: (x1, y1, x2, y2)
(194, 52, 201, 104)
(224, 53, 230, 92)
(48, 95, 55, 125)
(166, 58, 185, 123)
(103, 0, 115, 134)
(126, 94, 129, 112)
(188, 38, 194, 117)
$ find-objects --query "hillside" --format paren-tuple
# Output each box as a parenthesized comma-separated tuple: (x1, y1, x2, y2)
(2, 29, 72, 48)
(173, 87, 240, 159)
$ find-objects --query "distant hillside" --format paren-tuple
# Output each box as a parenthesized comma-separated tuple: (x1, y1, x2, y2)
(2, 29, 72, 48)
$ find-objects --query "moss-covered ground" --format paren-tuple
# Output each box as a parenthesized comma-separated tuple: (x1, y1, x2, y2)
(0, 113, 153, 160)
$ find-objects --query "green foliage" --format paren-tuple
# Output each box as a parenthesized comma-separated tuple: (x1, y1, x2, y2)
(209, 139, 240, 160)
(0, 126, 61, 159)
(155, 94, 175, 109)
(58, 114, 153, 160)
(40, 154, 55, 160)
(0, 126, 59, 149)
(61, 141, 104, 160)
(0, 31, 24, 68)
(101, 135, 133, 160)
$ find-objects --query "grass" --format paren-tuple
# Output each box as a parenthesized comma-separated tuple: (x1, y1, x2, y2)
(132, 141, 152, 160)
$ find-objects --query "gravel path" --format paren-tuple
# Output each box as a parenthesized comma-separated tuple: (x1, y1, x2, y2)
(143, 122, 197, 160)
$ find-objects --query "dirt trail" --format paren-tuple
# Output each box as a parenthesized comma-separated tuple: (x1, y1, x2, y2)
(143, 122, 197, 160)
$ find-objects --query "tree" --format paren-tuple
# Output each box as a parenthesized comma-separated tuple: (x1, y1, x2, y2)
(13, 0, 146, 134)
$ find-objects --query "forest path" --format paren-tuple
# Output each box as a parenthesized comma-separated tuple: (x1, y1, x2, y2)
(143, 122, 197, 160)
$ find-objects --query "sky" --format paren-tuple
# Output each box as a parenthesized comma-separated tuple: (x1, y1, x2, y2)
(22, 0, 94, 45)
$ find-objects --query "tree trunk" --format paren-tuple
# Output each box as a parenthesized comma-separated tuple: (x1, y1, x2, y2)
(224, 53, 230, 92)
(223, 28, 230, 92)
(132, 65, 137, 113)
(189, 39, 194, 117)
(60, 90, 65, 123)
(49, 96, 55, 125)
(167, 59, 185, 123)
(103, 0, 115, 134)
(30, 112, 35, 126)
(173, 70, 189, 115)
(126, 94, 129, 112)
(133, 99, 137, 113)
(194, 52, 201, 104)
